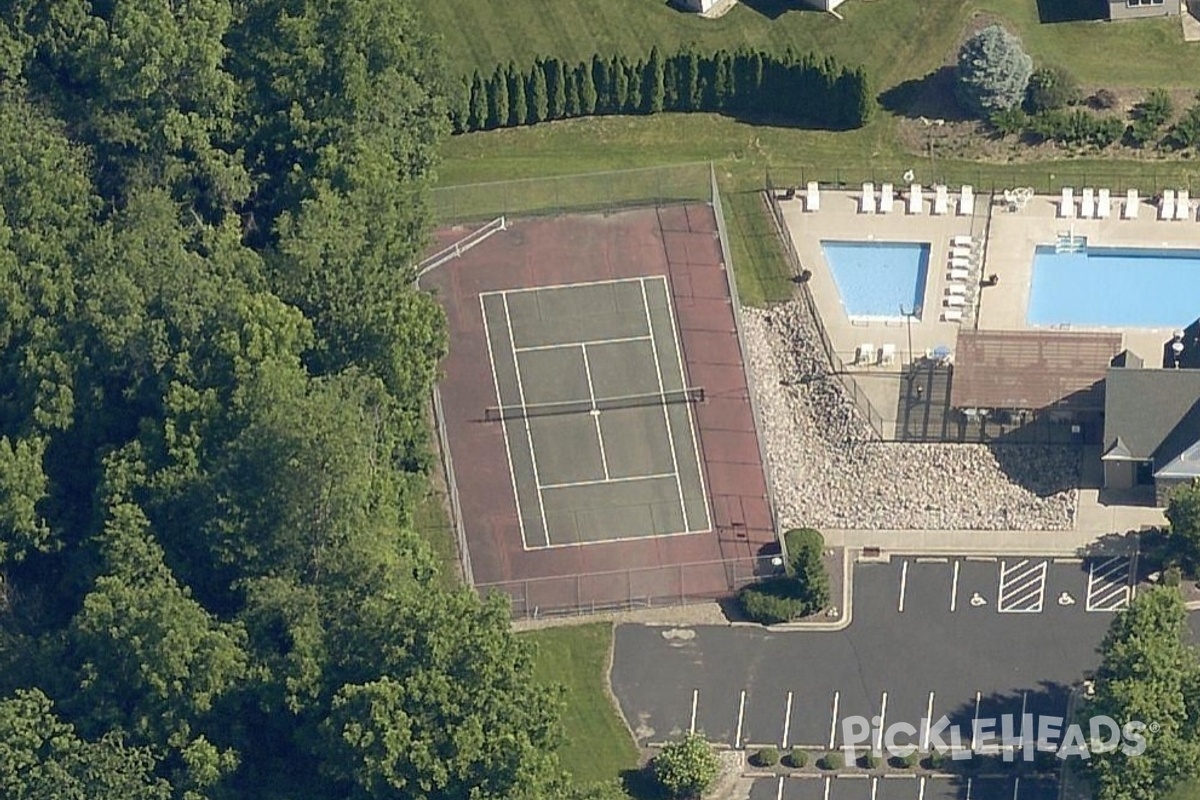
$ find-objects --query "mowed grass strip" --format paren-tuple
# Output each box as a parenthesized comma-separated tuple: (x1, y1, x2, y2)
(523, 623, 640, 785)
(419, 0, 1200, 90)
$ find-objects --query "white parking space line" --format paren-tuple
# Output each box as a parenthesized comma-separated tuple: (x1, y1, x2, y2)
(871, 777, 878, 800)
(829, 691, 840, 750)
(918, 777, 926, 800)
(690, 689, 698, 734)
(735, 690, 746, 749)
(998, 559, 1048, 613)
(824, 777, 831, 800)
(776, 776, 784, 800)
(971, 692, 981, 749)
(921, 692, 935, 750)
(899, 560, 909, 613)
(1086, 556, 1132, 612)
(875, 692, 888, 753)
(950, 561, 960, 612)
(1012, 777, 1020, 800)
(782, 691, 794, 748)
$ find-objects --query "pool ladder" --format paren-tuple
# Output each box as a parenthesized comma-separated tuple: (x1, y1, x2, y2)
(1055, 228, 1087, 254)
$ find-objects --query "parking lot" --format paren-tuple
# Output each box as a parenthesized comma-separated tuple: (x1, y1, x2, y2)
(612, 555, 1135, 751)
(746, 775, 1058, 800)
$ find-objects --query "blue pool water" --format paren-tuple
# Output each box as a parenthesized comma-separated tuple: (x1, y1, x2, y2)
(1029, 245, 1200, 327)
(821, 241, 931, 319)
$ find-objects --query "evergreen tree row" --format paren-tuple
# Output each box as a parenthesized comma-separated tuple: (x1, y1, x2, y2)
(450, 47, 873, 134)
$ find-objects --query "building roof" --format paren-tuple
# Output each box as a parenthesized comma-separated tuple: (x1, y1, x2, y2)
(950, 330, 1124, 412)
(1102, 367, 1200, 475)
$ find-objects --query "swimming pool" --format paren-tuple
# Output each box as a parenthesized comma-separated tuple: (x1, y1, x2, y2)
(821, 241, 930, 319)
(1029, 245, 1200, 328)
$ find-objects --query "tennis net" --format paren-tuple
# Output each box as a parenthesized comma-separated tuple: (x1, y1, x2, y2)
(485, 387, 704, 422)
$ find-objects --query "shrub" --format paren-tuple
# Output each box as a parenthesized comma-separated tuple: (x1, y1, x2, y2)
(955, 24, 1034, 118)
(989, 107, 1027, 136)
(1164, 564, 1183, 587)
(1167, 105, 1200, 150)
(925, 750, 949, 771)
(1136, 88, 1174, 128)
(783, 528, 830, 615)
(1091, 88, 1118, 109)
(786, 748, 808, 768)
(861, 751, 881, 769)
(755, 746, 780, 767)
(653, 733, 720, 799)
(1025, 65, 1079, 113)
(889, 751, 919, 769)
(819, 751, 843, 771)
(739, 580, 802, 625)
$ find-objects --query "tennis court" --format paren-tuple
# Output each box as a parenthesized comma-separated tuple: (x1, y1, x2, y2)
(481, 276, 711, 548)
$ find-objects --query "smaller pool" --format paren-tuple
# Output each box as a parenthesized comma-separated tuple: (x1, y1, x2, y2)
(1029, 245, 1200, 328)
(821, 241, 930, 319)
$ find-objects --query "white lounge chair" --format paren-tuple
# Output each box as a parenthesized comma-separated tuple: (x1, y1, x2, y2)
(1097, 188, 1111, 219)
(879, 343, 896, 366)
(1160, 189, 1175, 221)
(1176, 190, 1191, 221)
(861, 182, 875, 214)
(806, 181, 820, 212)
(908, 184, 923, 215)
(951, 247, 973, 261)
(949, 255, 972, 269)
(879, 183, 894, 214)
(942, 308, 963, 323)
(857, 343, 875, 365)
(947, 268, 970, 281)
(933, 185, 949, 215)
(1059, 187, 1075, 219)
(952, 234, 975, 248)
(946, 284, 968, 296)
(944, 295, 966, 307)
(958, 185, 974, 216)
(1081, 188, 1095, 220)
(1123, 189, 1139, 220)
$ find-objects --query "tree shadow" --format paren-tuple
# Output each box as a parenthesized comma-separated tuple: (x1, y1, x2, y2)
(987, 443, 1081, 497)
(1035, 0, 1106, 23)
(935, 683, 1079, 775)
(877, 66, 972, 122)
(621, 763, 668, 799)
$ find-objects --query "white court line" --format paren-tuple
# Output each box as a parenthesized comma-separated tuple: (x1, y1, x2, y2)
(655, 274, 713, 534)
(921, 692, 935, 750)
(484, 275, 646, 297)
(580, 345, 609, 480)
(898, 560, 909, 613)
(781, 691, 794, 748)
(639, 278, 688, 531)
(502, 294, 551, 546)
(950, 561, 961, 612)
(514, 334, 652, 353)
(690, 689, 699, 734)
(735, 690, 746, 749)
(540, 472, 678, 491)
(480, 295, 529, 549)
(876, 692, 888, 753)
(829, 691, 840, 749)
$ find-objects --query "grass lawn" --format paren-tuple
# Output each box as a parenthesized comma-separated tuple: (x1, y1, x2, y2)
(524, 623, 640, 786)
(1168, 778, 1200, 800)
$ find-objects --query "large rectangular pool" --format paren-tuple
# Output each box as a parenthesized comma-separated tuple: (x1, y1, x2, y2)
(821, 240, 930, 319)
(1029, 245, 1200, 328)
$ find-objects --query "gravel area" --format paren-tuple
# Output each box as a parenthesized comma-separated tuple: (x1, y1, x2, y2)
(743, 300, 1078, 531)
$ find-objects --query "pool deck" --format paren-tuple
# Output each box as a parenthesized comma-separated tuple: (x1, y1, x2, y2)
(779, 188, 1200, 373)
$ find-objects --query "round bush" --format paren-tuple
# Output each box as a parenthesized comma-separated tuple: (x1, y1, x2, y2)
(786, 748, 808, 769)
(819, 751, 843, 771)
(925, 750, 949, 771)
(861, 751, 881, 769)
(755, 746, 780, 768)
(898, 751, 920, 769)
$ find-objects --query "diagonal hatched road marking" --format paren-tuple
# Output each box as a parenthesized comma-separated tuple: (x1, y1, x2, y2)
(1086, 556, 1132, 612)
(998, 559, 1048, 613)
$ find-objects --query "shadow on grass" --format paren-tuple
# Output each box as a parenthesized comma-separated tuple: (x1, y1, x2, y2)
(738, 0, 821, 18)
(878, 66, 972, 122)
(620, 764, 667, 799)
(1036, 0, 1106, 23)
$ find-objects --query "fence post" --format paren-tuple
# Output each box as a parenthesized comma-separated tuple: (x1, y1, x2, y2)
(678, 562, 685, 605)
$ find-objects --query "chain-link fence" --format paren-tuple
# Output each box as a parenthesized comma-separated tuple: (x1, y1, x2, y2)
(478, 554, 785, 620)
(431, 162, 713, 223)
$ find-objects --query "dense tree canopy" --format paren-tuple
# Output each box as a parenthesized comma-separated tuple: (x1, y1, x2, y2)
(0, 2, 575, 798)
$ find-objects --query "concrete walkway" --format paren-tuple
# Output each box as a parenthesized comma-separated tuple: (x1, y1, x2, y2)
(821, 527, 1125, 555)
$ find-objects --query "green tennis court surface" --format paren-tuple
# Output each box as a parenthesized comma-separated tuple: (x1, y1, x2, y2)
(480, 276, 711, 548)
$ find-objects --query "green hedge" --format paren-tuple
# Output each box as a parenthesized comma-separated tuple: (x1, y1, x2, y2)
(450, 47, 873, 135)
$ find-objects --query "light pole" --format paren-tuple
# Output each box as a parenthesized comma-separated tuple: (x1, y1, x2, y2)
(899, 303, 916, 367)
